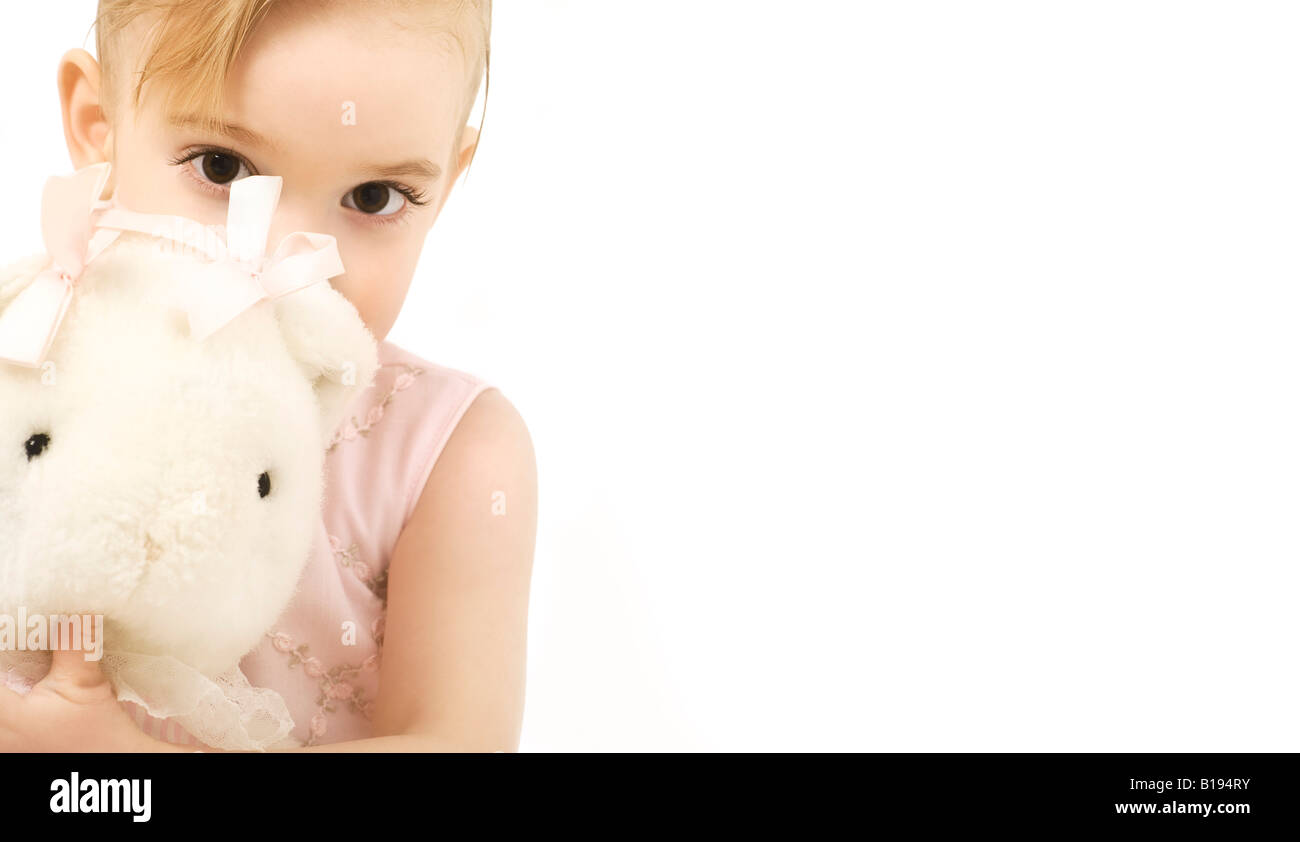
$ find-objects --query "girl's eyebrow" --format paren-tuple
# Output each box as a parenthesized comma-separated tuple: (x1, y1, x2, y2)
(363, 160, 443, 183)
(168, 113, 281, 152)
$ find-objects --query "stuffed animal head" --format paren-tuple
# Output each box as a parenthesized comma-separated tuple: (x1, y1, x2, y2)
(0, 231, 377, 677)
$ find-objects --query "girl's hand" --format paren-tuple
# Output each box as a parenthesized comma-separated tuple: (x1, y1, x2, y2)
(0, 650, 159, 752)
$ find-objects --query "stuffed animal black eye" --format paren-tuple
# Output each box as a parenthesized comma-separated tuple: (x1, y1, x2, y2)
(24, 433, 50, 461)
(258, 471, 271, 498)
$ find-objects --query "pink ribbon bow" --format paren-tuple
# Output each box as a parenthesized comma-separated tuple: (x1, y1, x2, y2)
(0, 162, 344, 367)
(0, 163, 116, 367)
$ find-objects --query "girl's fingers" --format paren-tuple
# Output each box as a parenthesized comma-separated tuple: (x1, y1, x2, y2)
(42, 612, 107, 688)
(45, 648, 109, 690)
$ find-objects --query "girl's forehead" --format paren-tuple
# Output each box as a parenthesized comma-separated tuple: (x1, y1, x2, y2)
(231, 38, 462, 149)
(232, 10, 469, 127)
(119, 5, 475, 155)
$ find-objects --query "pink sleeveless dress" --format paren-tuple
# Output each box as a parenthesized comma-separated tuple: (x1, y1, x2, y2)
(124, 341, 492, 747)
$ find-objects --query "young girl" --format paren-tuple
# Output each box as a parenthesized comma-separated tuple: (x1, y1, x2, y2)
(0, 0, 537, 752)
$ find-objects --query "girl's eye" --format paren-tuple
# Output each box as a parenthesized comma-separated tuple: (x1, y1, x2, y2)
(191, 152, 250, 185)
(342, 182, 405, 216)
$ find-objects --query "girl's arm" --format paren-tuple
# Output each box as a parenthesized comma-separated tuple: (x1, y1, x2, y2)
(363, 387, 538, 752)
(307, 387, 538, 752)
(0, 389, 538, 753)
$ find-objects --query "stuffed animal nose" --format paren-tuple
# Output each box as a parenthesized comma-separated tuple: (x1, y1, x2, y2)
(142, 532, 164, 563)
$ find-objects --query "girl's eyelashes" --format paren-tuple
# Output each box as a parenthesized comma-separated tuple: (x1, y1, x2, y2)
(168, 147, 257, 191)
(341, 181, 430, 221)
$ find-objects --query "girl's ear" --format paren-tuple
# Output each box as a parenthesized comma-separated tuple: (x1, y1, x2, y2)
(273, 282, 380, 447)
(57, 49, 112, 170)
(456, 124, 480, 179)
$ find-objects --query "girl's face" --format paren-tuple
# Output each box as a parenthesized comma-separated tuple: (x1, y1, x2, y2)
(92, 4, 475, 341)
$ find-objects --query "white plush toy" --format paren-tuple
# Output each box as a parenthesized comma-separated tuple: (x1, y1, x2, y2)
(0, 163, 378, 749)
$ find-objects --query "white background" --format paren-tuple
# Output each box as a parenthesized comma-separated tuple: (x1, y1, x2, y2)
(3, 2, 1299, 751)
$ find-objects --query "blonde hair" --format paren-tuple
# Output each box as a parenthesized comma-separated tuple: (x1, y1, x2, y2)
(94, 0, 491, 163)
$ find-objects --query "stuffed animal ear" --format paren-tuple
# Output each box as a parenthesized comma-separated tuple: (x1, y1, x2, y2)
(0, 254, 54, 313)
(273, 282, 380, 447)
